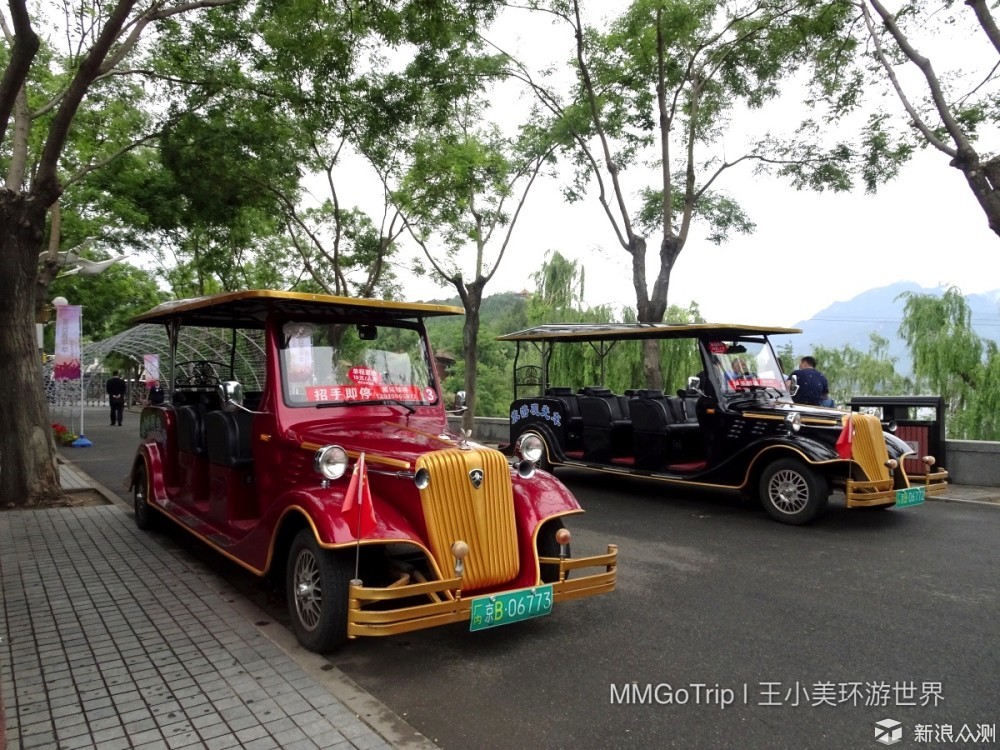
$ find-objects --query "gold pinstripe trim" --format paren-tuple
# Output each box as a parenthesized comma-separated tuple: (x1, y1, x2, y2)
(550, 444, 842, 492)
(298, 442, 411, 469)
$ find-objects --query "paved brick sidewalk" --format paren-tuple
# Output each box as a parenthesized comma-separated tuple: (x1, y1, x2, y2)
(0, 506, 405, 750)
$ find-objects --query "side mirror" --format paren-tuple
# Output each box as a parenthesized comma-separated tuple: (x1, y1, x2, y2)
(687, 376, 702, 393)
(218, 381, 245, 413)
(447, 390, 468, 415)
(788, 374, 799, 397)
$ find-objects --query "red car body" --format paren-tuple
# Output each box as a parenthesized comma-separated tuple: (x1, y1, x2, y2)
(128, 290, 617, 652)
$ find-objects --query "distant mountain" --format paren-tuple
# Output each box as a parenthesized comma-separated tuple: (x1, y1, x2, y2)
(771, 282, 1000, 374)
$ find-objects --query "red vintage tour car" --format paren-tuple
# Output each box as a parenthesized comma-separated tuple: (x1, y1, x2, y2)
(127, 290, 617, 652)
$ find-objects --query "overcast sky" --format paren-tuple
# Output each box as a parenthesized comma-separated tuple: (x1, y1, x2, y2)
(418, 147, 999, 328)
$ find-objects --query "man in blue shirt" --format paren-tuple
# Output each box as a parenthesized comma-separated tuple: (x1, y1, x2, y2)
(787, 356, 831, 406)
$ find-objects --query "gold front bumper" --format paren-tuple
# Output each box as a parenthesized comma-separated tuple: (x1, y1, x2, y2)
(346, 544, 618, 638)
(843, 413, 949, 507)
(844, 467, 950, 507)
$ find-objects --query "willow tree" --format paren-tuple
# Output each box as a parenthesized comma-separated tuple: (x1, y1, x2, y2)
(899, 287, 1000, 439)
(515, 0, 860, 388)
(811, 333, 913, 406)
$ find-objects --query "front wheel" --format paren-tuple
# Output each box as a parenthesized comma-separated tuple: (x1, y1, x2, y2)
(758, 458, 829, 525)
(133, 464, 157, 531)
(286, 529, 351, 653)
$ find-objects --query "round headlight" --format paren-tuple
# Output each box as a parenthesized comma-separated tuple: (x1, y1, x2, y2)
(784, 412, 802, 432)
(885, 419, 898, 434)
(517, 433, 544, 462)
(313, 445, 348, 480)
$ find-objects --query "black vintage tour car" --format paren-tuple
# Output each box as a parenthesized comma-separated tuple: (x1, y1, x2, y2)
(500, 323, 949, 525)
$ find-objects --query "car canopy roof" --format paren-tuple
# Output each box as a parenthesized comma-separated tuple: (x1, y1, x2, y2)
(132, 290, 464, 329)
(497, 322, 802, 343)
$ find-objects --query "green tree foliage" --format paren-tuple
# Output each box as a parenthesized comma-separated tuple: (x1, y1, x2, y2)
(516, 250, 704, 403)
(0, 0, 504, 505)
(426, 291, 527, 416)
(811, 334, 913, 407)
(899, 287, 1000, 439)
(395, 80, 557, 430)
(47, 259, 165, 343)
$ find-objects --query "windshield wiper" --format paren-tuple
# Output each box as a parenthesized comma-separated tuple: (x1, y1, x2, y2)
(314, 398, 418, 415)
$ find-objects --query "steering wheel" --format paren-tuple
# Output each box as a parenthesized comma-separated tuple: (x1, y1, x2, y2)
(174, 360, 227, 387)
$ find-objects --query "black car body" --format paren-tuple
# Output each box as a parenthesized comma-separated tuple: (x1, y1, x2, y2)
(500, 323, 949, 525)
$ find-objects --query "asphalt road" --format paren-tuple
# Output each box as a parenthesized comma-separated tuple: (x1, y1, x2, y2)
(66, 410, 1000, 750)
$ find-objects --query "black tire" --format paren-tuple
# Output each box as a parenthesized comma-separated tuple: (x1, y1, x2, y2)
(286, 529, 351, 653)
(133, 464, 157, 531)
(537, 519, 570, 584)
(758, 458, 829, 525)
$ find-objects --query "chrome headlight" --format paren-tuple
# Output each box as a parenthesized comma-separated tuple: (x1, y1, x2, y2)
(313, 445, 348, 480)
(516, 433, 544, 462)
(784, 412, 802, 433)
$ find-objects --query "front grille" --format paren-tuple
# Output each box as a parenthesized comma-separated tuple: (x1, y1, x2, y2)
(850, 413, 890, 481)
(415, 448, 519, 590)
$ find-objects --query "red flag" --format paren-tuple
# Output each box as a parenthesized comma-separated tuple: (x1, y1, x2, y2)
(835, 413, 853, 459)
(342, 453, 377, 538)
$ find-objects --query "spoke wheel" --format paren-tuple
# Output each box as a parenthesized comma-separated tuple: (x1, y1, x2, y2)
(286, 530, 350, 653)
(133, 464, 156, 531)
(758, 458, 828, 525)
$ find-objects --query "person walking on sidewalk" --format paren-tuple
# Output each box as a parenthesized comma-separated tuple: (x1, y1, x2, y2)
(106, 370, 126, 426)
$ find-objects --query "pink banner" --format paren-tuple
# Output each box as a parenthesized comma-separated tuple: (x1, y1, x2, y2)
(54, 305, 82, 381)
(143, 354, 160, 386)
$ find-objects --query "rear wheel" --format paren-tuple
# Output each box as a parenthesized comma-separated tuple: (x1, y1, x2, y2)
(286, 529, 351, 653)
(133, 464, 156, 531)
(758, 458, 828, 525)
(537, 519, 570, 583)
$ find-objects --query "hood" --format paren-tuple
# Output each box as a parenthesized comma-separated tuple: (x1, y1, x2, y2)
(735, 398, 845, 421)
(290, 416, 476, 466)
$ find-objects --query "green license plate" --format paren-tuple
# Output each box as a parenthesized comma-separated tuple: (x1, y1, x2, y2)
(895, 486, 926, 507)
(470, 584, 554, 631)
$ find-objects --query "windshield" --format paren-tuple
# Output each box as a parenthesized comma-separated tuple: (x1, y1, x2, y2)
(704, 338, 788, 397)
(279, 320, 438, 407)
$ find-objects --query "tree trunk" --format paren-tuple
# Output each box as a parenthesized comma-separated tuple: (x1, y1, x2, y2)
(0, 190, 63, 507)
(632, 233, 675, 391)
(968, 153, 1000, 239)
(460, 285, 483, 435)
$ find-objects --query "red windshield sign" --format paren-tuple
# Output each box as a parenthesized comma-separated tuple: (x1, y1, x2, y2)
(304, 384, 425, 403)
